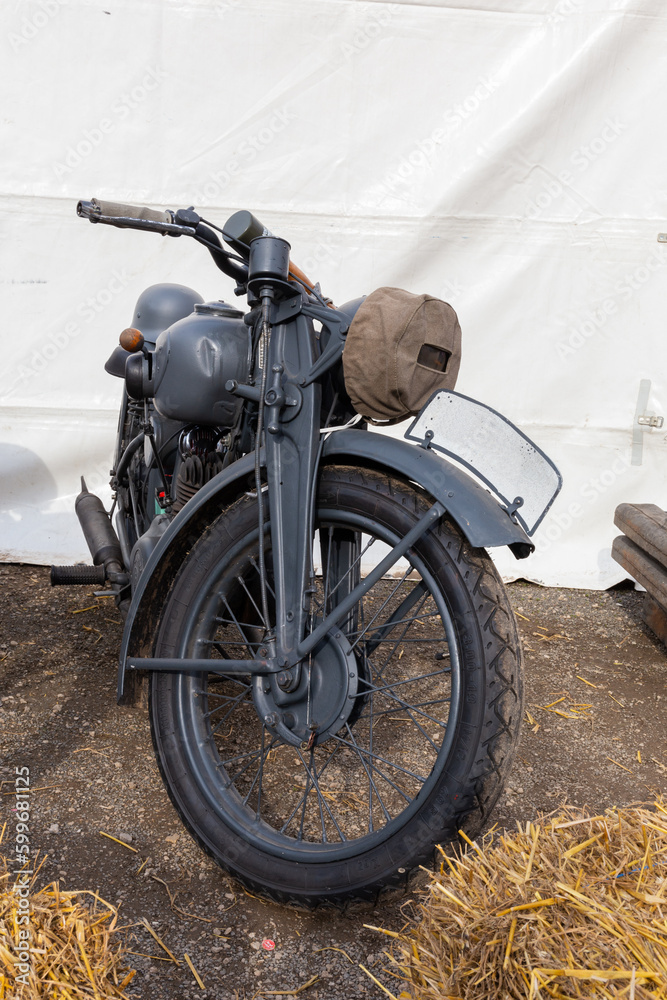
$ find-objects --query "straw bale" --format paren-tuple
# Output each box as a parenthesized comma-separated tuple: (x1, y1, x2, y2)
(385, 799, 667, 999)
(0, 853, 136, 998)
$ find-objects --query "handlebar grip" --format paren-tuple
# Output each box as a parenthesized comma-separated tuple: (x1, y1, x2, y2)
(78, 198, 172, 226)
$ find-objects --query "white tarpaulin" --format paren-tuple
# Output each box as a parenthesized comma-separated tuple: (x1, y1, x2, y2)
(1, 0, 665, 587)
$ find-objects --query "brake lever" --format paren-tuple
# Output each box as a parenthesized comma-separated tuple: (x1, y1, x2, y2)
(98, 216, 196, 236)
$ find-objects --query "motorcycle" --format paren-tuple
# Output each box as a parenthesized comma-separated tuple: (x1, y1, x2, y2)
(51, 197, 562, 907)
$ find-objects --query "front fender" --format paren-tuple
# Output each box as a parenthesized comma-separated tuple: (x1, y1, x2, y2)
(117, 431, 531, 703)
(322, 429, 533, 553)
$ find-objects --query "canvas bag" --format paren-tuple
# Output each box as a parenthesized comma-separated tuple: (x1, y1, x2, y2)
(342, 287, 462, 422)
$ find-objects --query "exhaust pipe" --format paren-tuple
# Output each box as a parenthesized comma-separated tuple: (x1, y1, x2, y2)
(51, 478, 128, 587)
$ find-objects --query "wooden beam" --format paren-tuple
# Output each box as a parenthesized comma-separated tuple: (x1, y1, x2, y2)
(611, 534, 667, 608)
(641, 594, 667, 647)
(614, 503, 667, 571)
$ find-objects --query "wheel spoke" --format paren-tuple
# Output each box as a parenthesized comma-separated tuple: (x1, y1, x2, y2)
(224, 748, 269, 788)
(374, 589, 432, 683)
(253, 725, 268, 818)
(199, 639, 261, 648)
(343, 723, 391, 829)
(216, 746, 262, 768)
(295, 746, 347, 842)
(355, 696, 452, 722)
(276, 742, 341, 837)
(248, 556, 276, 600)
(356, 675, 451, 730)
(329, 733, 428, 784)
(329, 734, 415, 803)
(347, 609, 441, 642)
(363, 637, 450, 645)
(296, 763, 312, 842)
(214, 613, 265, 632)
(235, 574, 269, 632)
(244, 728, 280, 815)
(197, 677, 252, 699)
(348, 565, 414, 652)
(364, 580, 429, 656)
(358, 667, 452, 697)
(217, 596, 259, 654)
(217, 746, 265, 785)
(323, 534, 376, 608)
(207, 690, 252, 732)
(368, 678, 375, 830)
(311, 748, 328, 844)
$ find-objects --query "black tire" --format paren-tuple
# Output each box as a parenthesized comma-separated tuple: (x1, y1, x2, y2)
(149, 465, 523, 907)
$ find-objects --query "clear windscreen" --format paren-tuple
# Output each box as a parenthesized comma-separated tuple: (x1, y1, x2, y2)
(405, 391, 562, 536)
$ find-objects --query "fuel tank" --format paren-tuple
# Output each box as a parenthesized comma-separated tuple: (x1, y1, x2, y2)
(150, 301, 250, 427)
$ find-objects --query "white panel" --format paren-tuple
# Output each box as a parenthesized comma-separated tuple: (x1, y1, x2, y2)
(1, 0, 666, 585)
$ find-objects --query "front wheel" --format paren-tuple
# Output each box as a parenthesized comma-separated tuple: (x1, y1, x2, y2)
(149, 465, 523, 907)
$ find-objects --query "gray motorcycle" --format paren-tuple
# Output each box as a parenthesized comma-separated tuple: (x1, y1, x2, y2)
(51, 198, 561, 907)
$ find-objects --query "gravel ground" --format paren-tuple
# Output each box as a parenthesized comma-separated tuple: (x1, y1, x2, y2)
(1, 565, 666, 999)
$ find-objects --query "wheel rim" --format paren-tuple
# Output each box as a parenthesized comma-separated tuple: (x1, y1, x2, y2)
(168, 504, 462, 862)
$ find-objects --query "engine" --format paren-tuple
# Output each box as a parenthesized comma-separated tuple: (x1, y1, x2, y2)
(171, 426, 226, 513)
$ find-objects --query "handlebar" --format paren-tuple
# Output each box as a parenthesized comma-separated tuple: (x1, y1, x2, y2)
(77, 198, 321, 295)
(77, 198, 247, 281)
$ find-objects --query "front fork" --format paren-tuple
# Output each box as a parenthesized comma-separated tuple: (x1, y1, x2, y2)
(261, 307, 322, 694)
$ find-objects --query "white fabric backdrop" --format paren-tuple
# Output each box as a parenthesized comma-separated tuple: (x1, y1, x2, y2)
(1, 0, 665, 587)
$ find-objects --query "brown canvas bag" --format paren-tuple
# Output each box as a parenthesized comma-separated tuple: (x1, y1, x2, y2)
(342, 287, 462, 422)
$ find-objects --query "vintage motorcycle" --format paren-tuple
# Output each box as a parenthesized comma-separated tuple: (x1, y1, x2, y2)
(51, 198, 561, 907)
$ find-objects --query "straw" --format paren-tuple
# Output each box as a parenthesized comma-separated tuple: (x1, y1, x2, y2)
(0, 853, 135, 998)
(379, 798, 667, 998)
(184, 952, 205, 989)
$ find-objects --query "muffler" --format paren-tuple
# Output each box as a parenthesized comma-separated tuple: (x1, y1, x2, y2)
(51, 478, 128, 587)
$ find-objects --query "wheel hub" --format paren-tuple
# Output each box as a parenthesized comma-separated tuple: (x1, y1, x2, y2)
(252, 630, 359, 747)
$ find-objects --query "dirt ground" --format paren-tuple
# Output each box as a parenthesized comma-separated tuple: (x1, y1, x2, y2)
(1, 564, 666, 999)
